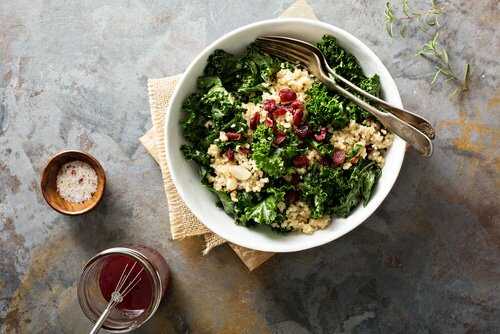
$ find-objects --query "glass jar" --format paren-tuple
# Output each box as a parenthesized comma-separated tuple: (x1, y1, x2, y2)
(77, 245, 169, 332)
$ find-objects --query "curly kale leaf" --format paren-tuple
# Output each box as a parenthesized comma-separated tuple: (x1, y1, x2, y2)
(345, 101, 370, 123)
(305, 82, 349, 130)
(360, 74, 381, 96)
(197, 76, 223, 91)
(260, 155, 285, 178)
(302, 165, 347, 218)
(200, 76, 239, 125)
(251, 125, 305, 177)
(305, 78, 380, 128)
(221, 111, 247, 133)
(248, 46, 281, 82)
(180, 145, 210, 167)
(238, 45, 281, 96)
(302, 161, 381, 219)
(240, 187, 286, 227)
(204, 46, 280, 99)
(213, 191, 236, 217)
(213, 191, 264, 222)
(204, 50, 242, 89)
(317, 35, 364, 85)
(360, 165, 379, 205)
(180, 92, 209, 144)
(235, 191, 261, 216)
(251, 125, 286, 177)
(333, 161, 381, 217)
(310, 140, 334, 157)
(315, 35, 382, 123)
(240, 195, 279, 225)
(275, 131, 304, 161)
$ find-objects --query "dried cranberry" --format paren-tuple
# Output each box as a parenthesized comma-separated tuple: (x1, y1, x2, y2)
(290, 100, 304, 111)
(366, 144, 374, 154)
(264, 117, 274, 128)
(285, 190, 300, 204)
(263, 99, 277, 112)
(225, 148, 235, 161)
(313, 128, 327, 142)
(290, 173, 300, 185)
(273, 106, 288, 117)
(319, 156, 331, 165)
(292, 110, 303, 126)
(293, 155, 309, 168)
(239, 147, 250, 155)
(226, 132, 241, 141)
(273, 132, 287, 145)
(279, 88, 297, 103)
(249, 112, 260, 130)
(332, 149, 346, 166)
(294, 125, 310, 139)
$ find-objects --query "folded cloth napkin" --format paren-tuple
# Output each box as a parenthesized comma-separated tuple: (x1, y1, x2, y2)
(139, 0, 318, 271)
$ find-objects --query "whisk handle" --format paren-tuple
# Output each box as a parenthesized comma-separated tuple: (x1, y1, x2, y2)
(89, 301, 115, 334)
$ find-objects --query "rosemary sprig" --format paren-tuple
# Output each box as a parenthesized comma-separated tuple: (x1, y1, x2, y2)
(417, 33, 470, 93)
(384, 2, 396, 37)
(384, 1, 471, 94)
(384, 0, 443, 37)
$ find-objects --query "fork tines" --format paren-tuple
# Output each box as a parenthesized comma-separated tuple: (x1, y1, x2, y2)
(255, 37, 314, 65)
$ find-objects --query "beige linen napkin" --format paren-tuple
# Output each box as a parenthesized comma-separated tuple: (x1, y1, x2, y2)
(139, 0, 318, 271)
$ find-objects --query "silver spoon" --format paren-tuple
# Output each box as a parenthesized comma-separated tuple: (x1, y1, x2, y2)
(255, 36, 434, 157)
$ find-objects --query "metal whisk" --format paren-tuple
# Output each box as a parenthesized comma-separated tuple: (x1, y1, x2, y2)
(89, 261, 144, 334)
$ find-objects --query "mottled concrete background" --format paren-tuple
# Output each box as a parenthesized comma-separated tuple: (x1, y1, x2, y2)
(0, 0, 499, 333)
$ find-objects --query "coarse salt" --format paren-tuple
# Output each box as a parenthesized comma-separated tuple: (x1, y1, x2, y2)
(56, 160, 98, 203)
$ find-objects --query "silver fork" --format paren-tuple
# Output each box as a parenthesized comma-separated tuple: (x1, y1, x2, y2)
(255, 36, 434, 157)
(257, 36, 436, 140)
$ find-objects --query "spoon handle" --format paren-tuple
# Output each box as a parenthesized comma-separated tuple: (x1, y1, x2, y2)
(328, 69, 436, 139)
(322, 75, 433, 156)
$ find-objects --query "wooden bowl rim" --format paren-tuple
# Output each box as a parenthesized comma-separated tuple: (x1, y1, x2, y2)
(40, 150, 106, 216)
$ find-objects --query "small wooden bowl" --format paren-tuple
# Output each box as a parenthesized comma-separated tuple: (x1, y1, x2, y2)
(41, 150, 106, 215)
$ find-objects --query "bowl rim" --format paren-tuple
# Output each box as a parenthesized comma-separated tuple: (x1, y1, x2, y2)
(40, 149, 106, 216)
(165, 18, 405, 252)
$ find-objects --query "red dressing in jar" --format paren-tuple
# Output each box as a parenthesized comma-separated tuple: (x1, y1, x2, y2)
(99, 254, 154, 310)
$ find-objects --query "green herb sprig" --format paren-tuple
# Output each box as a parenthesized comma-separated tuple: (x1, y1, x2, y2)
(384, 1, 470, 94)
(416, 32, 470, 94)
(385, 0, 443, 37)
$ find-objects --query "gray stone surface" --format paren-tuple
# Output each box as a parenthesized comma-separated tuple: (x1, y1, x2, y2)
(1, 0, 499, 333)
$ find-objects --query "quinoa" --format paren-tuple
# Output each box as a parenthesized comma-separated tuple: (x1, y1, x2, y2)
(270, 68, 314, 100)
(330, 120, 394, 169)
(207, 144, 269, 193)
(277, 201, 332, 234)
(261, 68, 314, 129)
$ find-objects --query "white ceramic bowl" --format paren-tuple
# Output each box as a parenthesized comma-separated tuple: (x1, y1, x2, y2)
(165, 18, 405, 253)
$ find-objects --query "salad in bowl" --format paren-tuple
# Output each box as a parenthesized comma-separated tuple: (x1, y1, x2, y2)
(165, 19, 405, 252)
(179, 35, 394, 235)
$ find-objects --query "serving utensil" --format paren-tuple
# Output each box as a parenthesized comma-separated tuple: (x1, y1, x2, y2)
(89, 261, 144, 334)
(255, 35, 435, 157)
